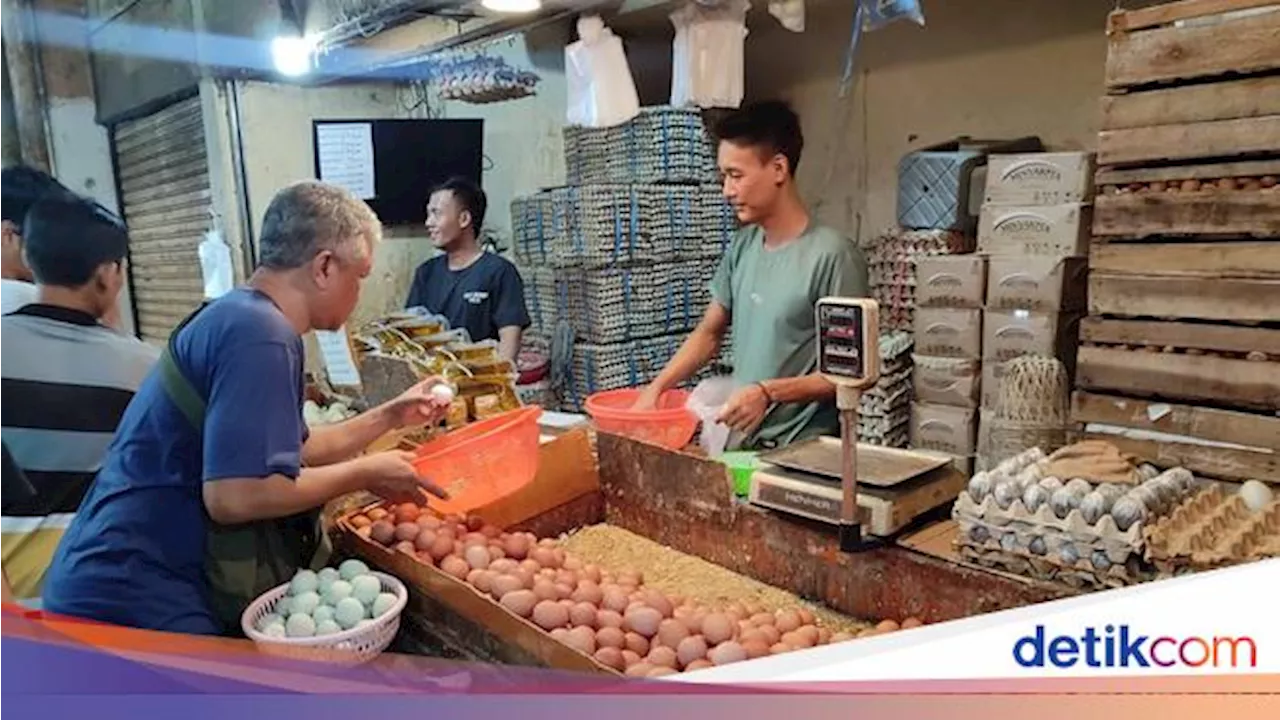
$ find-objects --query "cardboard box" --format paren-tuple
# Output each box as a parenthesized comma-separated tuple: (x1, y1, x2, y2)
(912, 355, 982, 408)
(976, 408, 995, 472)
(977, 203, 1091, 258)
(982, 310, 1081, 366)
(910, 402, 977, 457)
(981, 362, 1007, 410)
(984, 152, 1095, 206)
(985, 256, 1088, 312)
(915, 255, 987, 309)
(914, 307, 982, 359)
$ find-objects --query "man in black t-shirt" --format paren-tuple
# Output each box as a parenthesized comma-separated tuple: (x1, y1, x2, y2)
(405, 178, 530, 363)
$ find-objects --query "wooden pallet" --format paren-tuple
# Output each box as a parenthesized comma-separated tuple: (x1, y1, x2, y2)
(1076, 344, 1280, 410)
(1080, 317, 1280, 356)
(1073, 392, 1280, 483)
(1088, 274, 1280, 322)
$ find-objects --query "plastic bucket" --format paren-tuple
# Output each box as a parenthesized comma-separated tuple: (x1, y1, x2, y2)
(411, 406, 543, 515)
(584, 388, 698, 450)
(719, 451, 762, 496)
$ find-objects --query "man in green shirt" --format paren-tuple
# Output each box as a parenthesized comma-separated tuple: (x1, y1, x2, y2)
(635, 101, 868, 450)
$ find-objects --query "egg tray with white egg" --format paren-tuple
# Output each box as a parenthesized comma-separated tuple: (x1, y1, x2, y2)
(1142, 482, 1280, 574)
(335, 502, 918, 677)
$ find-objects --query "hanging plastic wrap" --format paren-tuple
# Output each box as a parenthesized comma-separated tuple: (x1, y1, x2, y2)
(565, 15, 641, 128)
(839, 0, 926, 96)
(670, 0, 750, 110)
(435, 54, 540, 105)
(768, 0, 805, 32)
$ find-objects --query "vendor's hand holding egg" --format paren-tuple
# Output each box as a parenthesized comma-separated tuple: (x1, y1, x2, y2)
(382, 375, 455, 430)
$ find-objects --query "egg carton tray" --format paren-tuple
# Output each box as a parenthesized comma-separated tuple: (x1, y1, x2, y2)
(860, 425, 910, 449)
(565, 108, 717, 185)
(954, 509, 1138, 565)
(559, 333, 691, 408)
(858, 410, 910, 439)
(550, 268, 714, 345)
(879, 305, 916, 333)
(956, 542, 1148, 591)
(1143, 485, 1280, 566)
(953, 487, 1148, 549)
(866, 228, 973, 262)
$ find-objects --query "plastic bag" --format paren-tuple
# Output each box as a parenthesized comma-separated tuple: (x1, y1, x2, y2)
(860, 0, 925, 31)
(768, 0, 805, 32)
(565, 16, 640, 128)
(670, 0, 750, 109)
(686, 376, 746, 457)
(198, 229, 235, 300)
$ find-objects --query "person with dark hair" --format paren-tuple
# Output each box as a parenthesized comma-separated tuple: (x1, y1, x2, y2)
(42, 181, 454, 635)
(405, 177, 530, 363)
(0, 165, 72, 314)
(635, 101, 869, 450)
(1, 193, 157, 608)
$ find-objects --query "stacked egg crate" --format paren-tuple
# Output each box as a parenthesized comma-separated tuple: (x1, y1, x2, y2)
(559, 333, 734, 412)
(564, 106, 718, 186)
(856, 330, 914, 448)
(1143, 484, 1280, 577)
(866, 229, 972, 332)
(953, 449, 1201, 589)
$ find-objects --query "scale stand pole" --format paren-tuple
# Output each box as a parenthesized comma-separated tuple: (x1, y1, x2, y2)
(837, 384, 865, 552)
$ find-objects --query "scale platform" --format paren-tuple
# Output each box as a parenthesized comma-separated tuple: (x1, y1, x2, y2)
(748, 441, 967, 537)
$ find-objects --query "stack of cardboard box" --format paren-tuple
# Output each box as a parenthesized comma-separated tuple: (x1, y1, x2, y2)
(973, 152, 1094, 469)
(909, 255, 986, 474)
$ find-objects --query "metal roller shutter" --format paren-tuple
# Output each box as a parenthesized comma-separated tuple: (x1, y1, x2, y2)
(113, 95, 211, 342)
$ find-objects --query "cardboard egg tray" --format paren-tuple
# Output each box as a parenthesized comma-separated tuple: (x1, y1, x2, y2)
(953, 489, 1146, 550)
(954, 508, 1136, 566)
(1144, 485, 1280, 569)
(956, 543, 1149, 591)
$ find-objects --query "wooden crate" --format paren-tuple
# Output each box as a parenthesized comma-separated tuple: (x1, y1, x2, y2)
(1076, 344, 1280, 410)
(1088, 273, 1280, 322)
(1072, 391, 1280, 483)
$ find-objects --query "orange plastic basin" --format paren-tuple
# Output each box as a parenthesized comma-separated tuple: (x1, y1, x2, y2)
(584, 388, 697, 450)
(411, 406, 543, 515)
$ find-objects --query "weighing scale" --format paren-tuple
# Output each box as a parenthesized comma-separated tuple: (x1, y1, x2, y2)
(748, 298, 959, 550)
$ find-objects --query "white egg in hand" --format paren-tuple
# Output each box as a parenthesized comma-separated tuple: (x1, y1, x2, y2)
(430, 384, 456, 403)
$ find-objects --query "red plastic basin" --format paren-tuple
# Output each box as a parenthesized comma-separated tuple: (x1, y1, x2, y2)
(411, 406, 543, 515)
(584, 388, 697, 450)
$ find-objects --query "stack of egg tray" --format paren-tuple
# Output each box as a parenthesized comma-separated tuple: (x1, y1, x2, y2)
(511, 185, 735, 269)
(1144, 485, 1280, 576)
(866, 228, 973, 332)
(557, 331, 735, 412)
(564, 107, 718, 186)
(553, 261, 720, 344)
(857, 330, 914, 448)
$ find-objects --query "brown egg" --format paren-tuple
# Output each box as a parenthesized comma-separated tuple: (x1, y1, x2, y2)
(684, 659, 714, 671)
(769, 642, 793, 655)
(440, 555, 470, 580)
(646, 646, 678, 669)
(530, 546, 558, 569)
(394, 503, 421, 524)
(624, 663, 654, 678)
(487, 545, 505, 562)
(537, 537, 557, 548)
(479, 524, 501, 539)
(625, 606, 663, 638)
(499, 589, 537, 618)
(553, 583, 574, 601)
(782, 630, 813, 649)
(775, 609, 801, 633)
(367, 507, 389, 522)
(685, 610, 706, 635)
(594, 647, 626, 671)
(571, 581, 604, 606)
(739, 628, 768, 647)
(742, 639, 770, 659)
(596, 626, 625, 649)
(503, 534, 531, 560)
(419, 515, 442, 530)
(356, 526, 373, 538)
(394, 522, 421, 542)
(549, 628, 569, 642)
(555, 569, 579, 587)
(621, 650, 641, 667)
(642, 591, 674, 619)
(737, 620, 753, 635)
(463, 532, 488, 547)
(558, 599, 575, 612)
(877, 619, 901, 633)
(756, 625, 781, 645)
(349, 514, 372, 529)
(562, 556, 583, 572)
(394, 540, 416, 555)
(569, 602, 598, 628)
(413, 528, 437, 551)
(518, 559, 541, 575)
(701, 613, 735, 645)
(464, 544, 491, 571)
(676, 635, 708, 668)
(617, 570, 641, 587)
(656, 618, 690, 649)
(490, 574, 524, 600)
(726, 602, 747, 619)
(749, 612, 775, 627)
(596, 609, 624, 629)
(581, 564, 603, 583)
(795, 625, 820, 646)
(564, 626, 596, 655)
(708, 641, 747, 666)
(513, 569, 535, 590)
(830, 631, 854, 643)
(429, 535, 454, 562)
(669, 595, 686, 608)
(601, 587, 630, 613)
(901, 617, 924, 629)
(465, 514, 485, 532)
(796, 608, 815, 626)
(532, 600, 569, 630)
(532, 578, 558, 602)
(370, 521, 396, 546)
(552, 548, 567, 568)
(624, 631, 650, 656)
(466, 569, 493, 593)
(488, 558, 518, 575)
(415, 550, 435, 566)
(537, 568, 557, 581)
(817, 628, 832, 645)
(647, 666, 676, 678)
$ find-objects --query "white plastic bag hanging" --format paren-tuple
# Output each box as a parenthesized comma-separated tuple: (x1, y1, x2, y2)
(198, 228, 235, 300)
(768, 0, 805, 32)
(564, 15, 640, 128)
(670, 0, 750, 109)
(860, 0, 925, 31)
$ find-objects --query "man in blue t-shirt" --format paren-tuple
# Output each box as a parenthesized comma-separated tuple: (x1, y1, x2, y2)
(43, 181, 452, 635)
(404, 177, 530, 363)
